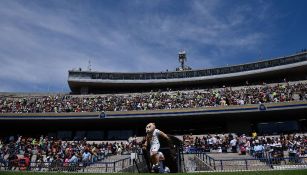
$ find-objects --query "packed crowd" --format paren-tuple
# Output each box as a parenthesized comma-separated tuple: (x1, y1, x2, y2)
(0, 135, 141, 170)
(1, 81, 307, 113)
(0, 133, 306, 171)
(183, 133, 307, 159)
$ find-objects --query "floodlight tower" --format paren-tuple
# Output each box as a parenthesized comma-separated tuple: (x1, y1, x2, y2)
(178, 50, 187, 71)
(176, 50, 191, 71)
(87, 59, 92, 71)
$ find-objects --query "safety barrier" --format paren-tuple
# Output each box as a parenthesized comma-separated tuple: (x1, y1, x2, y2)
(195, 153, 307, 171)
(0, 156, 145, 173)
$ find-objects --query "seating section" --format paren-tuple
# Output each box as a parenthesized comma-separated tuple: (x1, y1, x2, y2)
(0, 133, 306, 172)
(0, 81, 306, 113)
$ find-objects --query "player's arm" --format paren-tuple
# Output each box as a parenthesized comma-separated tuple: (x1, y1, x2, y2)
(142, 136, 148, 149)
(159, 130, 170, 140)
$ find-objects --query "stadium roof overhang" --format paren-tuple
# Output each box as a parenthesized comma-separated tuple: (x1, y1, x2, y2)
(67, 61, 307, 91)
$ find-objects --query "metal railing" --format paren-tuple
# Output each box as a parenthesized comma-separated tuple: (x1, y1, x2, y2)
(0, 156, 144, 173)
(2, 152, 306, 173)
(195, 152, 307, 171)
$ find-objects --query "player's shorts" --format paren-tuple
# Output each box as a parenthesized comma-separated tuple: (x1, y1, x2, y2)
(150, 143, 160, 155)
(158, 152, 165, 160)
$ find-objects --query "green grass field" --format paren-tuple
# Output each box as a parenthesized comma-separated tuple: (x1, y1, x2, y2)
(1, 169, 307, 175)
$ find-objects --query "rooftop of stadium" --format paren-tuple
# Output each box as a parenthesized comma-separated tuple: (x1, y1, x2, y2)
(65, 51, 307, 94)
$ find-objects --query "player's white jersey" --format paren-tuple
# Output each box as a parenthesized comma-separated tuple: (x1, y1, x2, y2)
(150, 129, 161, 146)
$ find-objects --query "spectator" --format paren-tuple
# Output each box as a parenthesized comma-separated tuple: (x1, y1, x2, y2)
(0, 146, 7, 170)
(69, 153, 79, 164)
(82, 149, 91, 168)
(253, 140, 264, 158)
(230, 137, 238, 153)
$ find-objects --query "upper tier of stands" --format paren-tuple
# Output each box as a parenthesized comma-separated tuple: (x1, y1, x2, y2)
(69, 51, 307, 80)
(1, 80, 306, 114)
(68, 51, 307, 94)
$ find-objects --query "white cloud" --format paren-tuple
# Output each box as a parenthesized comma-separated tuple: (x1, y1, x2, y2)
(0, 0, 275, 92)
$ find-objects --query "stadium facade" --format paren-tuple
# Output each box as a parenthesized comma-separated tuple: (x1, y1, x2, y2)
(68, 51, 307, 94)
(1, 51, 307, 140)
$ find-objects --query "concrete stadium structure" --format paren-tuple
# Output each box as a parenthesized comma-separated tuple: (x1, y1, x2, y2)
(1, 51, 307, 140)
(68, 51, 307, 94)
(0, 101, 307, 140)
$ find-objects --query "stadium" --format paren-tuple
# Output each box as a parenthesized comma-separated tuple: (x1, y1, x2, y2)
(0, 50, 307, 174)
(1, 0, 307, 174)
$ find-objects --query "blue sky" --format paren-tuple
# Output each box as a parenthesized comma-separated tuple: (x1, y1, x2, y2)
(0, 0, 306, 92)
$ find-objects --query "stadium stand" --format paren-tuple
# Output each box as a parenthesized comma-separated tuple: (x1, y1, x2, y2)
(1, 51, 307, 173)
(1, 80, 306, 113)
(0, 133, 306, 172)
(0, 135, 141, 172)
(1, 57, 307, 138)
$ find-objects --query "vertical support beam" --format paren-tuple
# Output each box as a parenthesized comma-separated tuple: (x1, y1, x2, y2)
(220, 160, 223, 170)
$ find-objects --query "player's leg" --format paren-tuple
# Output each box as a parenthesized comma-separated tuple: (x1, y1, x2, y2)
(150, 144, 160, 171)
